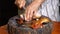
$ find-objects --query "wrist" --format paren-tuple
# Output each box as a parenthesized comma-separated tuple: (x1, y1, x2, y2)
(29, 0, 44, 9)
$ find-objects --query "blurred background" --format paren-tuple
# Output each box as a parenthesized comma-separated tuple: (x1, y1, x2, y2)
(0, 0, 60, 26)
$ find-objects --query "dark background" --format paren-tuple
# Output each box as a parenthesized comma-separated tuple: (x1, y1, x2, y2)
(0, 0, 18, 26)
(0, 0, 60, 26)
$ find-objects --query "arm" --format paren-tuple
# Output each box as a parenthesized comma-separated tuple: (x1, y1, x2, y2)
(28, 0, 44, 10)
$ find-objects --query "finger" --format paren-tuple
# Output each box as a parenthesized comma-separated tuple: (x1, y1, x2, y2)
(20, 0, 24, 8)
(22, 0, 26, 7)
(33, 9, 38, 16)
(15, 0, 19, 6)
(25, 10, 27, 20)
(24, 11, 26, 19)
(29, 11, 33, 20)
(25, 9, 29, 21)
(20, 0, 26, 8)
(15, 0, 21, 8)
(34, 11, 37, 15)
(33, 9, 40, 18)
(32, 10, 37, 18)
(15, 0, 25, 8)
(26, 9, 31, 21)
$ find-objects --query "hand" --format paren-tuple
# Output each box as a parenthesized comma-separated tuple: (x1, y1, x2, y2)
(24, 4, 38, 21)
(24, 0, 44, 21)
(15, 0, 26, 8)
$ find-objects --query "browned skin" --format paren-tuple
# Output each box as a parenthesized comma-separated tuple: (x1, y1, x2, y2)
(17, 16, 51, 29)
(31, 16, 51, 29)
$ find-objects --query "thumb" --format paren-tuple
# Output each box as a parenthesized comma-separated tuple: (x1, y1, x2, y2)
(33, 9, 38, 18)
(33, 10, 41, 18)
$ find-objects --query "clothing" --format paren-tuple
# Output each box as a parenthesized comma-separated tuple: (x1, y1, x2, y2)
(26, 0, 60, 21)
(38, 0, 59, 21)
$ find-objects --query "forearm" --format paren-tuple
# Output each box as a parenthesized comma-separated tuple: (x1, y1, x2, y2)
(28, 0, 45, 9)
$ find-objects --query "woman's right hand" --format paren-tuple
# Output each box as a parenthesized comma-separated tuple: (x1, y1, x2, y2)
(15, 0, 26, 8)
